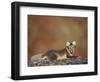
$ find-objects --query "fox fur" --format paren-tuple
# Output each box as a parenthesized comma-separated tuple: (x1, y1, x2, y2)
(41, 41, 77, 61)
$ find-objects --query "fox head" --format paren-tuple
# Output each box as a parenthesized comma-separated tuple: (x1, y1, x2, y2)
(65, 41, 76, 55)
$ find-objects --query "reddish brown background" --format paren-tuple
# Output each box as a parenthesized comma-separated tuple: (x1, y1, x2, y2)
(28, 15, 88, 61)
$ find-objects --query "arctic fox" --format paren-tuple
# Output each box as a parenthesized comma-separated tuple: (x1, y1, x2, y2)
(41, 41, 78, 61)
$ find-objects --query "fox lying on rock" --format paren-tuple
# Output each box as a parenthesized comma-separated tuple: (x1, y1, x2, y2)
(41, 41, 78, 61)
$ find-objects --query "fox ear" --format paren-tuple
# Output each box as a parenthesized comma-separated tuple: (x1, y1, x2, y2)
(72, 41, 76, 46)
(66, 42, 70, 46)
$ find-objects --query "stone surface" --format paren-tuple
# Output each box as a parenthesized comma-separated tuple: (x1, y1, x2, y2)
(29, 54, 87, 67)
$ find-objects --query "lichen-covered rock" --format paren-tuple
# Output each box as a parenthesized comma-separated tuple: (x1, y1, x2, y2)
(29, 54, 87, 67)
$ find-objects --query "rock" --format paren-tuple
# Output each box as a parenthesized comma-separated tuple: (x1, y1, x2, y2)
(29, 54, 87, 67)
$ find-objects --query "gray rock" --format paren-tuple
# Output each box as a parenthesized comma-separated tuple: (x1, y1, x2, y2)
(29, 54, 87, 67)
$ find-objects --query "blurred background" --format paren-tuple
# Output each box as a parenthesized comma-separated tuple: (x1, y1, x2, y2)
(28, 15, 88, 62)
